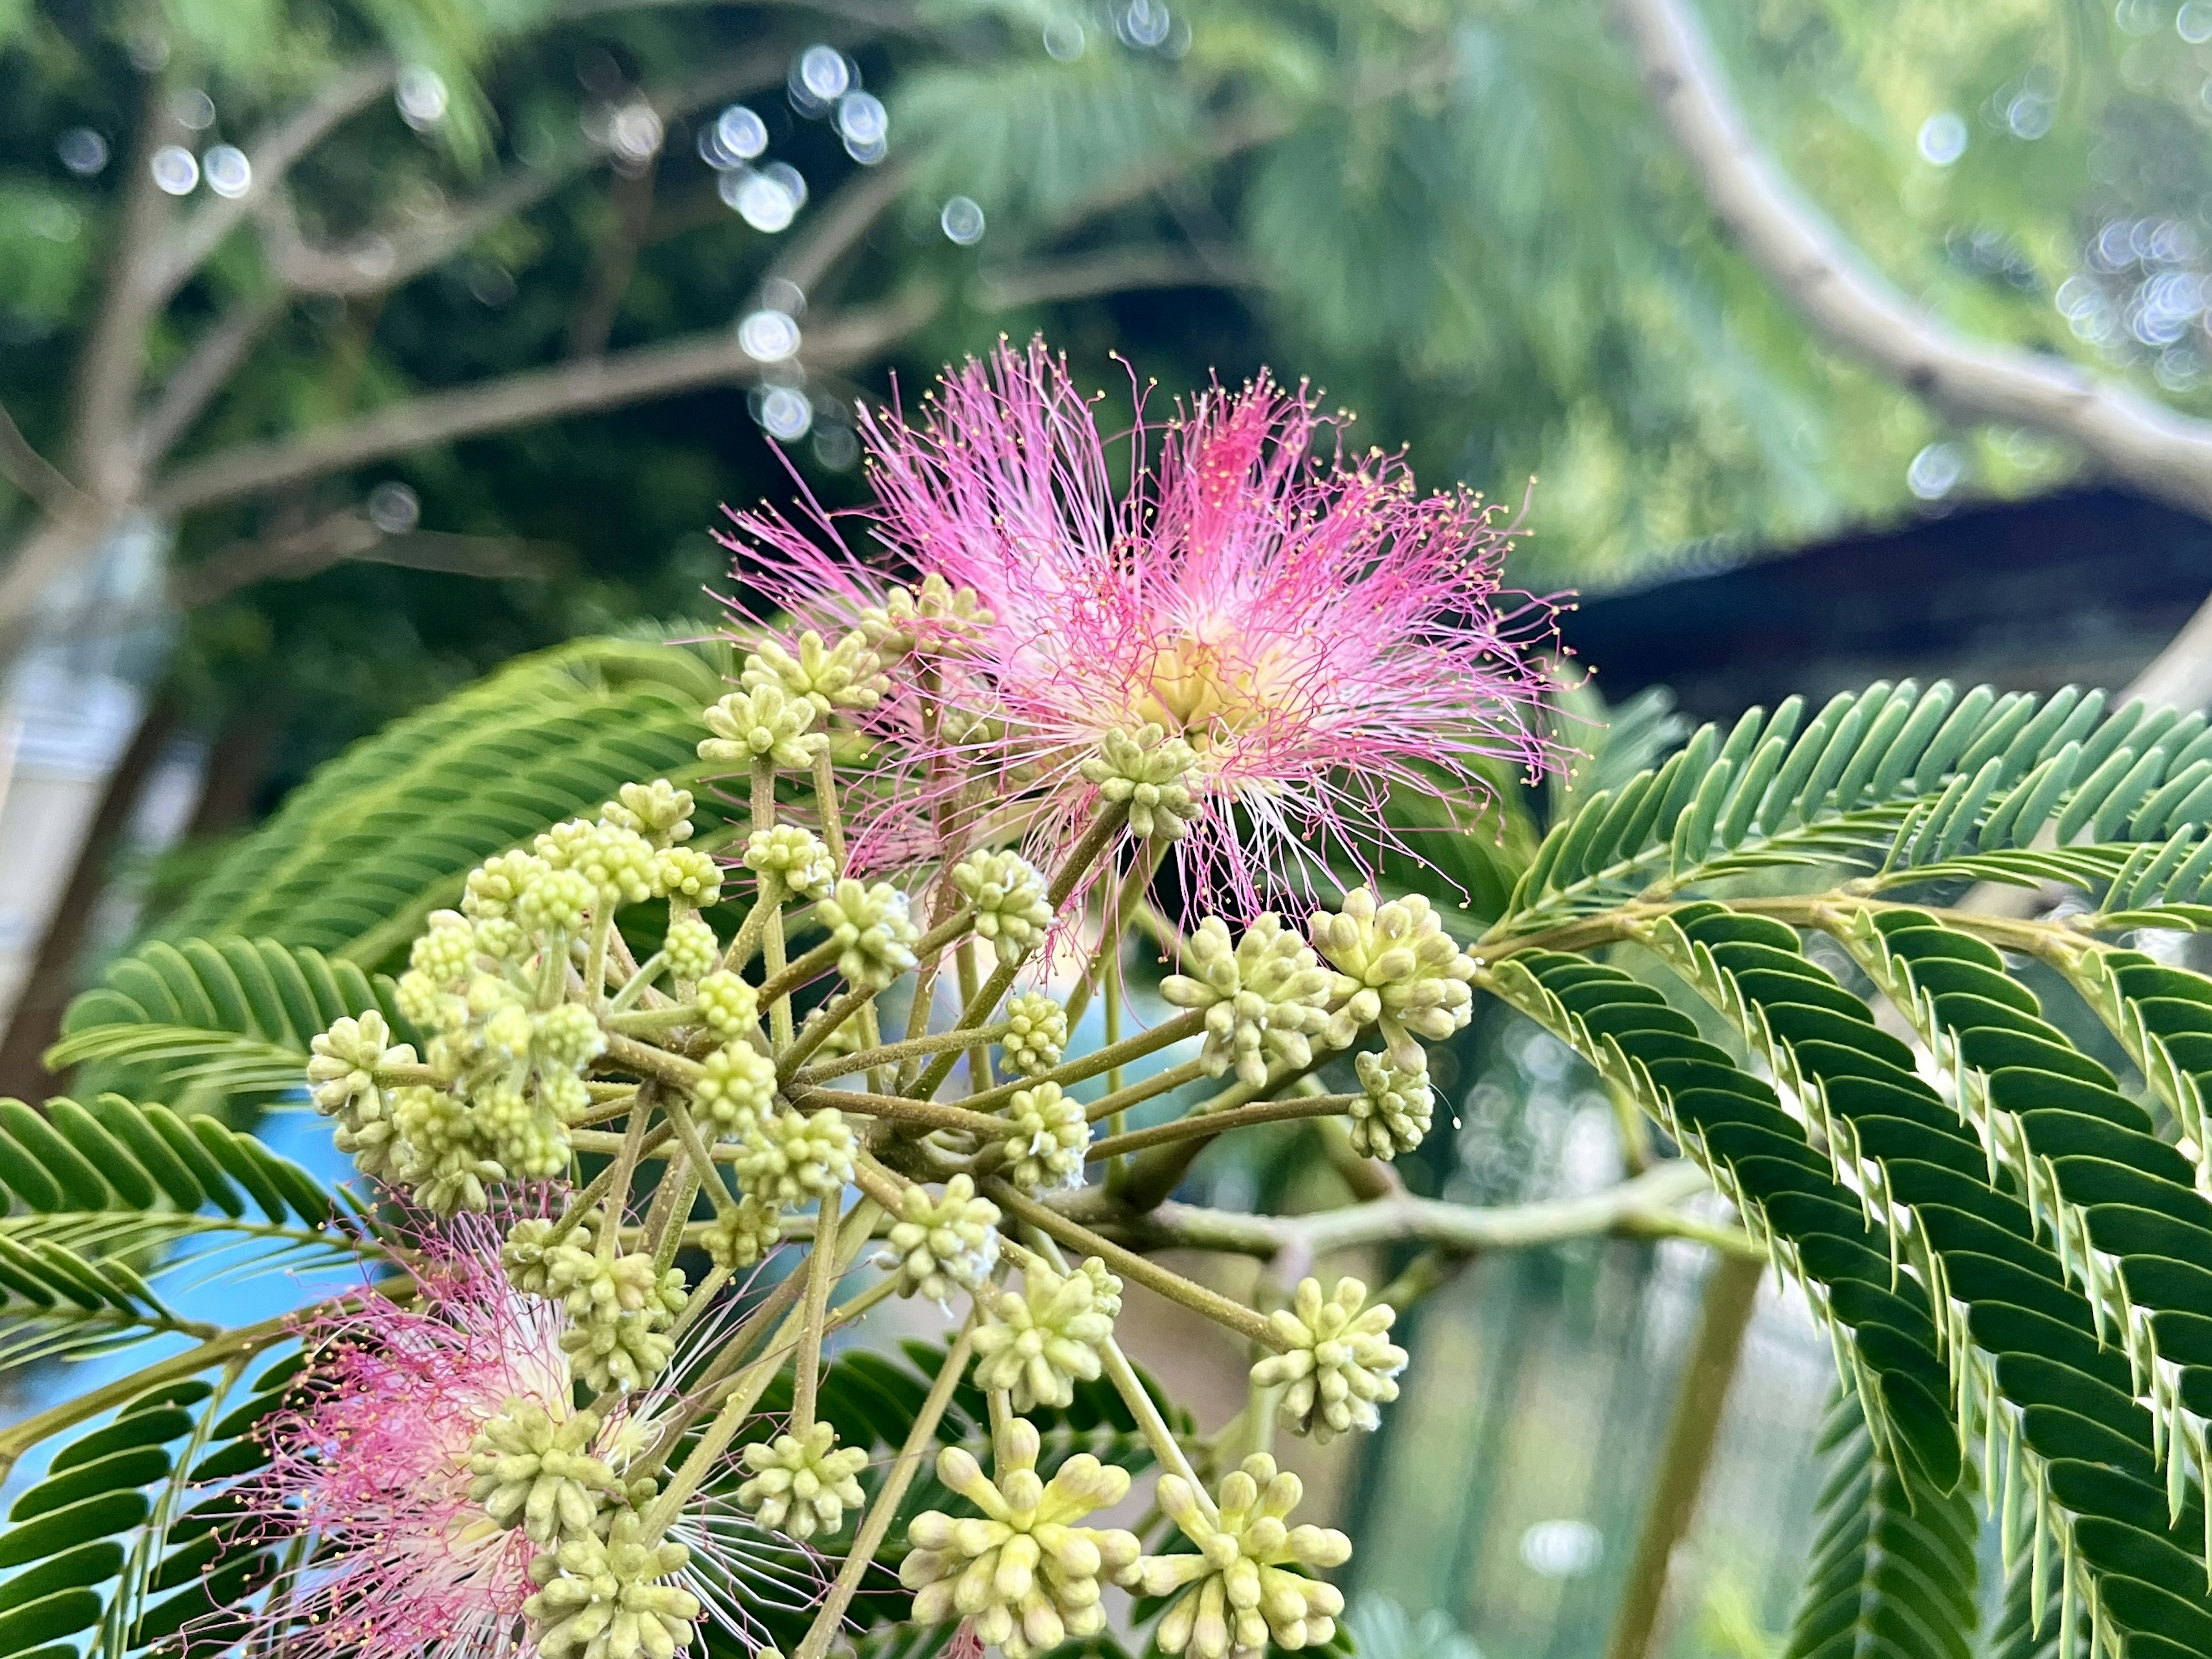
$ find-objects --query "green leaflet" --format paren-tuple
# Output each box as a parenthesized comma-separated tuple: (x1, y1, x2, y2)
(1476, 949, 1961, 1491)
(1633, 902, 2212, 1657)
(157, 633, 736, 968)
(47, 938, 407, 1111)
(1781, 1386, 1979, 1659)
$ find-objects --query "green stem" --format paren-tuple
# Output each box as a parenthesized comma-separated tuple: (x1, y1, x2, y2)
(982, 1177, 1277, 1347)
(607, 951, 668, 1013)
(957, 938, 991, 1094)
(774, 982, 876, 1080)
(785, 1085, 1010, 1139)
(585, 904, 615, 1008)
(790, 1321, 979, 1659)
(910, 809, 1128, 1101)
(813, 748, 847, 873)
(756, 761, 795, 1048)
(1082, 1056, 1212, 1123)
(599, 1029, 704, 1090)
(791, 1188, 841, 1434)
(796, 1022, 1014, 1084)
(720, 869, 786, 978)
(952, 1008, 1207, 1115)
(661, 1093, 740, 1221)
(1087, 1094, 1360, 1162)
(1063, 835, 1164, 1032)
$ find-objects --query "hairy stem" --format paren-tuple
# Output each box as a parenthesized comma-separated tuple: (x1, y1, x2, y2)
(791, 1188, 842, 1433)
(1088, 1094, 1359, 1161)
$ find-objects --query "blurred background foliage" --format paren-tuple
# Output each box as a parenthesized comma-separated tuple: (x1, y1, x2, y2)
(12, 0, 2212, 800)
(12, 3, 2212, 1656)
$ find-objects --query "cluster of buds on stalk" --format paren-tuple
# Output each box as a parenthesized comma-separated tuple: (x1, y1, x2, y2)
(285, 316, 1566, 1659)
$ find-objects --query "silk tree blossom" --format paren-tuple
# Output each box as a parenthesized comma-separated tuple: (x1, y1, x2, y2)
(719, 338, 1559, 915)
(238, 1230, 768, 1659)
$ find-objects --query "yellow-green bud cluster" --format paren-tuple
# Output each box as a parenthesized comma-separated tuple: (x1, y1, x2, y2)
(1248, 1276, 1406, 1442)
(1308, 888, 1476, 1067)
(950, 849, 1053, 968)
(539, 819, 659, 908)
(1000, 993, 1068, 1076)
(819, 878, 920, 990)
(525, 1512, 700, 1659)
(901, 1417, 1139, 1659)
(859, 573, 991, 657)
(306, 1010, 416, 1180)
(656, 848, 722, 909)
(879, 1174, 1001, 1305)
(736, 1420, 869, 1539)
(996, 1081, 1087, 1191)
(972, 1256, 1120, 1412)
(699, 1196, 782, 1270)
(468, 1399, 625, 1544)
(733, 1103, 855, 1206)
(1133, 1456, 1350, 1659)
(694, 1041, 778, 1139)
(391, 1085, 506, 1215)
(742, 630, 885, 715)
(699, 684, 825, 771)
(743, 825, 835, 900)
(662, 914, 719, 982)
(541, 1244, 690, 1393)
(1081, 724, 1198, 841)
(1349, 1051, 1433, 1159)
(693, 971, 760, 1039)
(600, 779, 695, 847)
(1161, 915, 1334, 1088)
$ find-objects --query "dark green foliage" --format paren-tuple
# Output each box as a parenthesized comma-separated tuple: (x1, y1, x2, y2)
(1781, 1387, 1978, 1659)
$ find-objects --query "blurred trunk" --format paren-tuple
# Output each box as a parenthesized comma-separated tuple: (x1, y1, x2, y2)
(0, 696, 177, 1102)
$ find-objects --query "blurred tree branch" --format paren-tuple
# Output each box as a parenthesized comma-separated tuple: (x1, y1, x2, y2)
(1615, 0, 2212, 709)
(149, 287, 937, 515)
(972, 247, 1253, 311)
(0, 401, 84, 517)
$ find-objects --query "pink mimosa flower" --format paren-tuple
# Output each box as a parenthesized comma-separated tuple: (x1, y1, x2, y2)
(721, 339, 1560, 916)
(233, 1226, 798, 1659)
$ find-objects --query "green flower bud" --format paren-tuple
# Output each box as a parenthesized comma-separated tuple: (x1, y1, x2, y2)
(878, 1174, 1001, 1305)
(699, 1196, 782, 1270)
(1248, 1277, 1406, 1443)
(741, 629, 885, 715)
(409, 910, 478, 987)
(997, 1081, 1087, 1191)
(307, 1009, 414, 1119)
(525, 1512, 699, 1659)
(601, 779, 695, 848)
(694, 1042, 777, 1139)
(391, 1085, 506, 1214)
(662, 914, 719, 983)
(549, 1247, 689, 1392)
(535, 1003, 607, 1073)
(465, 850, 550, 921)
(736, 1420, 868, 1539)
(656, 847, 723, 908)
(1349, 1051, 1433, 1160)
(972, 1255, 1119, 1412)
(1132, 1456, 1350, 1659)
(519, 867, 597, 935)
(1081, 724, 1198, 841)
(1001, 993, 1068, 1077)
(539, 820, 659, 908)
(743, 825, 835, 901)
(468, 1399, 624, 1544)
(694, 971, 760, 1039)
(734, 1103, 855, 1205)
(1307, 887, 1477, 1067)
(859, 574, 991, 657)
(951, 849, 1054, 968)
(1160, 915, 1333, 1087)
(699, 684, 827, 772)
(818, 878, 919, 990)
(901, 1416, 1139, 1659)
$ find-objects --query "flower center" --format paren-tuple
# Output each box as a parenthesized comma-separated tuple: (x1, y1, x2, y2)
(1130, 633, 1297, 749)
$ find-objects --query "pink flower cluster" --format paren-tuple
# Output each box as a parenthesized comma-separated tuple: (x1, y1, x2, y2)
(722, 339, 1559, 915)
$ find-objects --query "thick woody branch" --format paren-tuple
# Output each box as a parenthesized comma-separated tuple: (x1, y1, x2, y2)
(1614, 0, 2212, 709)
(149, 289, 937, 513)
(147, 59, 398, 305)
(1054, 1158, 1745, 1261)
(0, 400, 84, 517)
